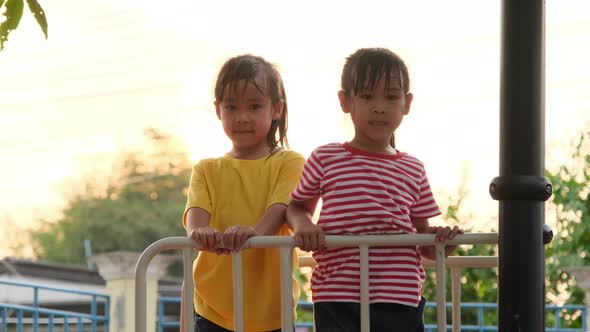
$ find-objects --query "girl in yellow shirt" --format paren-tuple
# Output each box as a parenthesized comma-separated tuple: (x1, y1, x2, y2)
(182, 54, 305, 332)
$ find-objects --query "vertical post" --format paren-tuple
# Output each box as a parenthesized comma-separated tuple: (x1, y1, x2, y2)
(33, 287, 39, 332)
(91, 295, 97, 332)
(359, 245, 370, 332)
(105, 296, 110, 332)
(157, 301, 164, 332)
(280, 247, 294, 331)
(2, 308, 6, 332)
(232, 252, 244, 332)
(435, 244, 446, 332)
(451, 267, 462, 332)
(17, 310, 23, 332)
(494, 0, 548, 331)
(182, 248, 195, 332)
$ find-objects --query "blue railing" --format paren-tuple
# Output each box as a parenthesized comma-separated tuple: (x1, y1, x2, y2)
(421, 302, 587, 332)
(157, 297, 181, 332)
(0, 280, 109, 332)
(157, 297, 587, 332)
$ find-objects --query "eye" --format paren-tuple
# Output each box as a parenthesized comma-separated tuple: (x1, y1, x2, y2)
(387, 94, 401, 101)
(223, 104, 236, 111)
(359, 93, 372, 100)
(248, 104, 262, 111)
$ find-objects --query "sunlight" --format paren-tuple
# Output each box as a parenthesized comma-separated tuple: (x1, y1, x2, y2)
(0, 0, 588, 254)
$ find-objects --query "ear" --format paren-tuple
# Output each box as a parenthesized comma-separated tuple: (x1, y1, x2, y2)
(338, 90, 350, 114)
(215, 101, 222, 120)
(272, 99, 284, 120)
(403, 93, 413, 115)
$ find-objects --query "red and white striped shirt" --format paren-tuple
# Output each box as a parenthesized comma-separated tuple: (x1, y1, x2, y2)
(291, 142, 441, 307)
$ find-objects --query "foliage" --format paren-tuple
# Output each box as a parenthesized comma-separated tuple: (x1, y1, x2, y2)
(30, 129, 191, 266)
(545, 130, 590, 305)
(0, 0, 47, 50)
(421, 182, 499, 325)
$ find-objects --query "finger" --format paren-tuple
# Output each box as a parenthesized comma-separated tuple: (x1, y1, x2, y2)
(295, 234, 303, 248)
(239, 232, 249, 250)
(196, 232, 206, 249)
(215, 232, 223, 249)
(449, 226, 460, 239)
(434, 227, 443, 242)
(188, 230, 198, 246)
(223, 232, 233, 251)
(310, 232, 318, 251)
(205, 232, 214, 249)
(302, 233, 310, 252)
(441, 226, 452, 239)
(230, 231, 240, 251)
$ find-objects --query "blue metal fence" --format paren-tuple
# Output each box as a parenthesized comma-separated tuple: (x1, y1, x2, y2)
(421, 302, 587, 332)
(1, 279, 585, 332)
(0, 280, 109, 332)
(156, 298, 587, 332)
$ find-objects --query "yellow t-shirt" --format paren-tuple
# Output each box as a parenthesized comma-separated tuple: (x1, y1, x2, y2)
(183, 149, 305, 331)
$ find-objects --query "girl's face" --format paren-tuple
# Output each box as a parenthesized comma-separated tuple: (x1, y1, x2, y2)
(216, 79, 283, 159)
(339, 74, 412, 151)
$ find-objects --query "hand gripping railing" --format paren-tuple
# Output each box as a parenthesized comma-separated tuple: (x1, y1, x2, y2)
(135, 233, 497, 332)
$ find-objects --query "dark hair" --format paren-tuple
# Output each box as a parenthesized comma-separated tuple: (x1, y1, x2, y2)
(341, 48, 410, 148)
(214, 54, 289, 149)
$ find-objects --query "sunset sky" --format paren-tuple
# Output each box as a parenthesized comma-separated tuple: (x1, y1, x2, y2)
(1, 0, 589, 257)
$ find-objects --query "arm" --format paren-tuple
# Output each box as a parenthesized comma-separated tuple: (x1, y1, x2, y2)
(185, 207, 226, 253)
(255, 203, 289, 235)
(222, 203, 288, 251)
(413, 218, 463, 260)
(287, 198, 325, 251)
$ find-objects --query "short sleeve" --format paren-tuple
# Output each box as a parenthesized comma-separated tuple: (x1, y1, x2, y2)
(290, 149, 324, 201)
(183, 162, 211, 228)
(410, 168, 441, 219)
(267, 151, 305, 207)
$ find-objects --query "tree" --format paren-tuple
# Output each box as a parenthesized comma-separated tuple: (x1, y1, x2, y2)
(421, 176, 499, 325)
(545, 130, 590, 306)
(31, 129, 191, 266)
(1, 0, 47, 51)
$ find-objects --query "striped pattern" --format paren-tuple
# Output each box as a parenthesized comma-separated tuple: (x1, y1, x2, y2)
(291, 142, 441, 306)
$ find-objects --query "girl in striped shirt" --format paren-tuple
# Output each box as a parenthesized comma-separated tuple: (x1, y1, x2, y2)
(287, 48, 463, 332)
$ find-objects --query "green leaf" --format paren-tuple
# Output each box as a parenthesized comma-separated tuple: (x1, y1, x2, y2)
(0, 0, 24, 50)
(25, 0, 47, 38)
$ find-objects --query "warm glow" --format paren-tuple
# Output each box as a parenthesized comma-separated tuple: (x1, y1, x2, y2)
(0, 0, 589, 256)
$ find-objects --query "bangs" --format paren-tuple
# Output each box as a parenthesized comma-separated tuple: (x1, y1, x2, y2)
(352, 58, 404, 95)
(215, 61, 268, 101)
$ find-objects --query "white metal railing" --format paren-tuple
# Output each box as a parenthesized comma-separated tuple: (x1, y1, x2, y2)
(135, 233, 498, 332)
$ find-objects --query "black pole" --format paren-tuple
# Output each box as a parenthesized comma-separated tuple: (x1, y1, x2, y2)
(489, 0, 552, 331)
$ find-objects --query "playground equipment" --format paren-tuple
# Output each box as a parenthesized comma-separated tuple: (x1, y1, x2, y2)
(135, 233, 497, 332)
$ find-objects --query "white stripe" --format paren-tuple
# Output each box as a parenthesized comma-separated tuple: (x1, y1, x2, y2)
(313, 284, 419, 293)
(314, 251, 419, 266)
(313, 276, 421, 286)
(325, 177, 416, 203)
(321, 262, 421, 272)
(306, 156, 323, 180)
(327, 160, 421, 184)
(412, 201, 439, 213)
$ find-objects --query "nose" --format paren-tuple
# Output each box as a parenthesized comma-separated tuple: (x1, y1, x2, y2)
(372, 103, 386, 114)
(235, 110, 250, 123)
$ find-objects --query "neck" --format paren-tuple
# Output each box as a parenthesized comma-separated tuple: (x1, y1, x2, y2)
(230, 143, 274, 160)
(349, 135, 396, 155)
